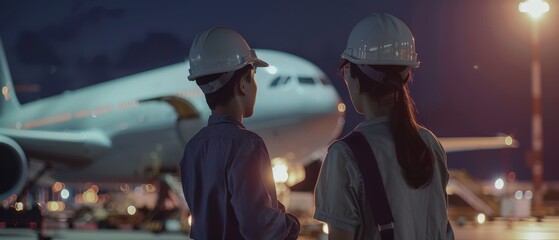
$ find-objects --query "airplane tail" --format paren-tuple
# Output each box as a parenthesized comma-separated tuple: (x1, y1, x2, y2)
(0, 37, 21, 115)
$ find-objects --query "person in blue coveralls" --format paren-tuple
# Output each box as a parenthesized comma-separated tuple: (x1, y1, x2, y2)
(180, 27, 300, 240)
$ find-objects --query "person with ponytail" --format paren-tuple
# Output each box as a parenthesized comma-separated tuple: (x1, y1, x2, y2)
(314, 13, 454, 239)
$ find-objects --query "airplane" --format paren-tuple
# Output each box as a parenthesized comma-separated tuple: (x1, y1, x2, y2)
(0, 37, 518, 206)
(0, 40, 345, 203)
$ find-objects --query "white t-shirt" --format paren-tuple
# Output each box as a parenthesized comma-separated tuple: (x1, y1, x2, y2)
(314, 116, 454, 239)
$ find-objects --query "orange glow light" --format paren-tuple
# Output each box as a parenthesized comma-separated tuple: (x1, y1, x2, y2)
(52, 182, 64, 192)
(83, 189, 99, 204)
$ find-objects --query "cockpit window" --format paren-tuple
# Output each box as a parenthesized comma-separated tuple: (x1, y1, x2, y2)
(270, 76, 282, 87)
(282, 76, 291, 85)
(298, 77, 315, 85)
(270, 76, 291, 87)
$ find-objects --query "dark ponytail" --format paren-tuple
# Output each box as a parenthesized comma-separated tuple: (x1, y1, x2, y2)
(347, 62, 434, 189)
(390, 85, 434, 189)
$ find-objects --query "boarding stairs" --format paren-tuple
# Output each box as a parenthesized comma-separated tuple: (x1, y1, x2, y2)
(447, 170, 499, 217)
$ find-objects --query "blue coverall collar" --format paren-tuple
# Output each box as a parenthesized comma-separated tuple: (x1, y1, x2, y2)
(208, 114, 246, 129)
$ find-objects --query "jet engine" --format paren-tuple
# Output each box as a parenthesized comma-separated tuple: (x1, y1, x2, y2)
(0, 135, 28, 201)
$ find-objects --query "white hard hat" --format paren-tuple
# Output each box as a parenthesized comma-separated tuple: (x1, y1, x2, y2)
(342, 13, 419, 67)
(187, 27, 268, 81)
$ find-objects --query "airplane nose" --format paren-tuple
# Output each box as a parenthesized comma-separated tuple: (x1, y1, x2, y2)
(308, 87, 340, 115)
(302, 84, 345, 140)
(291, 75, 344, 123)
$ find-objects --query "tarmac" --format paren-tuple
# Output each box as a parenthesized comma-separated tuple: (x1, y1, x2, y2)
(2, 218, 559, 240)
(0, 228, 190, 240)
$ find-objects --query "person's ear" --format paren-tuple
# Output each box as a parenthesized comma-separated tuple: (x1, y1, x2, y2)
(238, 77, 247, 95)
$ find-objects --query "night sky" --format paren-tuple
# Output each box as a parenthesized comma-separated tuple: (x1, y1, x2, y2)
(1, 1, 558, 181)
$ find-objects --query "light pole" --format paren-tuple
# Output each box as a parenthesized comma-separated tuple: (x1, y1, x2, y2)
(518, 0, 549, 213)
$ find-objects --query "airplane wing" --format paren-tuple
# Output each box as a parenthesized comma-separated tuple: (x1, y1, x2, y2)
(440, 136, 518, 153)
(0, 128, 111, 167)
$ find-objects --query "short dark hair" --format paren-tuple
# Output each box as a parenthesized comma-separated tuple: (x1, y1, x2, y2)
(195, 65, 253, 110)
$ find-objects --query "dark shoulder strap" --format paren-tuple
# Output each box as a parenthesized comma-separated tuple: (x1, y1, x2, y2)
(340, 131, 394, 240)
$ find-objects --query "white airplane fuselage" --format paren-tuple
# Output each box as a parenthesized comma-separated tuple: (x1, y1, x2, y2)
(0, 49, 344, 186)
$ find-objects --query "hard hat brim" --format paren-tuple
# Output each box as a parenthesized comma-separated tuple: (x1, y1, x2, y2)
(188, 49, 268, 80)
(187, 57, 269, 80)
(253, 58, 269, 68)
(341, 53, 420, 68)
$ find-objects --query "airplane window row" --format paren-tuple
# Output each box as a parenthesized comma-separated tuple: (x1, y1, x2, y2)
(299, 76, 331, 85)
(269, 76, 330, 87)
(298, 77, 315, 85)
(270, 76, 291, 87)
